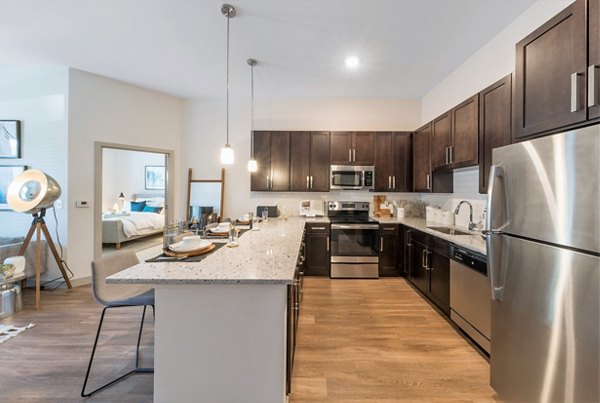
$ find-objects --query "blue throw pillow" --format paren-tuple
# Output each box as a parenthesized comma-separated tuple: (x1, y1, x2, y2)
(142, 205, 160, 213)
(130, 201, 146, 212)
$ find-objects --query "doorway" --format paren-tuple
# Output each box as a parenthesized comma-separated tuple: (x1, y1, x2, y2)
(94, 142, 174, 260)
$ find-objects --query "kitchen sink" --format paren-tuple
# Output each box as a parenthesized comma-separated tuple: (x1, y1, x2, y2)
(427, 226, 472, 236)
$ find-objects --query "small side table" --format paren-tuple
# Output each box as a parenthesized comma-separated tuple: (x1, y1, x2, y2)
(0, 273, 26, 319)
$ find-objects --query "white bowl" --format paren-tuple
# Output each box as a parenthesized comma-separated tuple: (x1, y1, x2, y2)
(182, 235, 202, 244)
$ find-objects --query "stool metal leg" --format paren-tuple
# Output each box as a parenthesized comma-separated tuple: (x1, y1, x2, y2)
(81, 305, 154, 398)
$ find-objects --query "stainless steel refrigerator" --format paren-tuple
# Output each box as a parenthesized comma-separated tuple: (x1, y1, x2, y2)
(486, 124, 599, 402)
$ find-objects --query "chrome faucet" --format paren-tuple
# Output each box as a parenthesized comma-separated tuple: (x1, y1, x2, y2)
(454, 201, 477, 231)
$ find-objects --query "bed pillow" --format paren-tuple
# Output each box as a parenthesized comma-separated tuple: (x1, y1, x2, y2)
(130, 201, 146, 212)
(137, 197, 165, 208)
(142, 205, 161, 213)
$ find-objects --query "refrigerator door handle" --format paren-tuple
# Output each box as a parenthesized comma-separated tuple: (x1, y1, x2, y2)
(486, 164, 508, 301)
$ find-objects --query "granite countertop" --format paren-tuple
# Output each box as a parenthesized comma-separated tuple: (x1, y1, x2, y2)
(374, 216, 487, 255)
(107, 218, 309, 286)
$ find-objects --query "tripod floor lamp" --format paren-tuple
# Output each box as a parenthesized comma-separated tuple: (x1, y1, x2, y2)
(7, 169, 72, 308)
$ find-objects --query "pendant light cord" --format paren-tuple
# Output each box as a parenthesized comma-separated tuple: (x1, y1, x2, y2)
(226, 14, 230, 147)
(250, 62, 254, 157)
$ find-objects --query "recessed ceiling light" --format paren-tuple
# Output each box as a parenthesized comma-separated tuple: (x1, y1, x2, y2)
(345, 56, 360, 69)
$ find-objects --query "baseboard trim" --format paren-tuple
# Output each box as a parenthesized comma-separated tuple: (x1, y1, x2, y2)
(70, 276, 91, 287)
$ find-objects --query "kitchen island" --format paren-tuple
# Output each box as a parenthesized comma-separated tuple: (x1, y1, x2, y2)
(107, 218, 311, 403)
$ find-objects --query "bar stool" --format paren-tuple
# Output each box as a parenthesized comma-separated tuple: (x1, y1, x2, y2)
(81, 251, 154, 397)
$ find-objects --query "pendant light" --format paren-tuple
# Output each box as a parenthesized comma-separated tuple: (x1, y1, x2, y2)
(220, 4, 236, 165)
(247, 58, 258, 172)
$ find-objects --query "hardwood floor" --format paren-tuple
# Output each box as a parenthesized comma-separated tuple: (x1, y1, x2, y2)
(289, 277, 498, 402)
(0, 277, 497, 402)
(0, 285, 154, 402)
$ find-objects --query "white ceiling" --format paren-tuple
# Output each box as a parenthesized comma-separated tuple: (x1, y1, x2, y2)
(0, 0, 537, 100)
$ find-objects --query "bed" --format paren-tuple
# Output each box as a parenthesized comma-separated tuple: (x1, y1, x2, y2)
(102, 194, 165, 249)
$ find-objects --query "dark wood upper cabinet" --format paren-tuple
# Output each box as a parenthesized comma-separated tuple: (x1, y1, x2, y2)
(589, 0, 600, 120)
(412, 124, 432, 192)
(451, 94, 479, 168)
(515, 0, 587, 139)
(288, 131, 330, 192)
(374, 132, 394, 191)
(270, 132, 291, 191)
(250, 131, 290, 191)
(352, 132, 374, 165)
(330, 132, 353, 164)
(290, 132, 312, 191)
(392, 132, 412, 192)
(374, 132, 413, 192)
(479, 75, 512, 194)
(251, 131, 273, 191)
(310, 132, 330, 191)
(330, 132, 374, 166)
(431, 113, 452, 170)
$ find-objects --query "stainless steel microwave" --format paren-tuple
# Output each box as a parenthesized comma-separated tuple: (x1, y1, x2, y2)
(330, 165, 374, 190)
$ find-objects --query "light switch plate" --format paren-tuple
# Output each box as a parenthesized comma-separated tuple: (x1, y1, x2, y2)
(75, 201, 90, 208)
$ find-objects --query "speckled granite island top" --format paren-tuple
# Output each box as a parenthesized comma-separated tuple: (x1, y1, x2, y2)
(106, 217, 318, 285)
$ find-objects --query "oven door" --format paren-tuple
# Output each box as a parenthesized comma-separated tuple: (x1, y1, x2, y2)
(330, 224, 379, 257)
(330, 223, 379, 278)
(330, 167, 363, 190)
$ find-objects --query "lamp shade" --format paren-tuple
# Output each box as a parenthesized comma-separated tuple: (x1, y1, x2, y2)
(7, 169, 62, 214)
(220, 145, 234, 165)
(247, 159, 258, 172)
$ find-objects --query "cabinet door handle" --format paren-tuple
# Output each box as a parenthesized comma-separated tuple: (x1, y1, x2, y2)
(589, 65, 599, 107)
(266, 175, 270, 189)
(445, 147, 449, 164)
(388, 176, 392, 189)
(449, 146, 453, 164)
(571, 72, 584, 112)
(326, 236, 330, 251)
(348, 149, 352, 162)
(426, 174, 431, 190)
(393, 176, 396, 189)
(406, 230, 412, 246)
(311, 226, 326, 230)
(310, 176, 313, 189)
(353, 149, 356, 162)
(422, 249, 426, 268)
(306, 176, 310, 189)
(380, 237, 383, 252)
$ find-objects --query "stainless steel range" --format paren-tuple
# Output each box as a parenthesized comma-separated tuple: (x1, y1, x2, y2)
(328, 201, 379, 279)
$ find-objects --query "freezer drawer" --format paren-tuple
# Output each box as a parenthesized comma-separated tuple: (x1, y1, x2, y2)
(490, 235, 599, 402)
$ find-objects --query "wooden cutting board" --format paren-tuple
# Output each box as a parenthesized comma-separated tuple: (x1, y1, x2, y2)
(164, 243, 216, 258)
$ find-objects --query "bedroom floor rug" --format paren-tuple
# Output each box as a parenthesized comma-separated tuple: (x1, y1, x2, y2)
(0, 323, 35, 344)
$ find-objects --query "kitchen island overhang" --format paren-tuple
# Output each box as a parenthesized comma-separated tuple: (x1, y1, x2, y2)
(106, 218, 312, 403)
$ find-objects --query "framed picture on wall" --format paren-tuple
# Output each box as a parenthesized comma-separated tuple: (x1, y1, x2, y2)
(0, 120, 21, 159)
(145, 165, 165, 190)
(0, 165, 26, 210)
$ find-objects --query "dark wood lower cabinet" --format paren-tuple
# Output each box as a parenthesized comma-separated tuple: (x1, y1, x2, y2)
(406, 229, 451, 315)
(426, 237, 451, 315)
(305, 223, 330, 276)
(378, 224, 402, 277)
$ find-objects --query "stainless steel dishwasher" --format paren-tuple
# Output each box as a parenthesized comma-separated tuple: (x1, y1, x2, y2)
(450, 245, 491, 353)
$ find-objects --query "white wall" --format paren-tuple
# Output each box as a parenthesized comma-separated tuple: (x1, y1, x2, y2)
(421, 0, 573, 123)
(68, 69, 182, 281)
(182, 98, 421, 219)
(102, 148, 166, 211)
(0, 66, 70, 279)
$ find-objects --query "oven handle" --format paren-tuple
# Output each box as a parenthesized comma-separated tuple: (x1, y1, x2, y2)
(331, 224, 379, 230)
